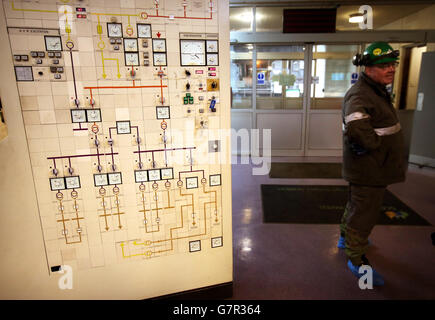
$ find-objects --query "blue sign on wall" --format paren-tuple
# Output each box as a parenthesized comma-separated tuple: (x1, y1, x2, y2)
(257, 72, 265, 85)
(351, 72, 359, 84)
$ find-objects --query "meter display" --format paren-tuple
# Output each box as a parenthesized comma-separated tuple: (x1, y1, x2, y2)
(180, 40, 205, 66)
(137, 24, 151, 38)
(44, 36, 62, 51)
(107, 23, 123, 38)
(125, 52, 139, 66)
(135, 170, 148, 183)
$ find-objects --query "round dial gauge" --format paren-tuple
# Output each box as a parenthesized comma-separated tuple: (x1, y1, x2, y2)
(45, 36, 62, 51)
(107, 23, 123, 38)
(206, 40, 218, 53)
(137, 24, 151, 38)
(86, 109, 101, 122)
(153, 53, 166, 66)
(125, 53, 139, 66)
(152, 39, 166, 52)
(71, 109, 86, 123)
(124, 38, 138, 52)
(207, 53, 218, 66)
(135, 170, 148, 182)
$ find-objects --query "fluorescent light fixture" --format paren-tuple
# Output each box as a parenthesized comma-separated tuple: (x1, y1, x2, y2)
(349, 13, 364, 23)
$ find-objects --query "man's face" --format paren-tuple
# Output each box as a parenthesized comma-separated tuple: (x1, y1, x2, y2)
(365, 62, 398, 86)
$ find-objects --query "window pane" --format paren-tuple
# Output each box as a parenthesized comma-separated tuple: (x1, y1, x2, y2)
(231, 44, 253, 109)
(256, 45, 305, 110)
(256, 7, 283, 32)
(230, 8, 253, 32)
(311, 45, 359, 110)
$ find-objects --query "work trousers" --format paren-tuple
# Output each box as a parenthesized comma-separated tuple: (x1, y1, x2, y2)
(339, 183, 386, 265)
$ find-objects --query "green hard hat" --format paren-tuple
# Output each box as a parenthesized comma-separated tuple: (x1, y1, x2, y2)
(363, 42, 399, 65)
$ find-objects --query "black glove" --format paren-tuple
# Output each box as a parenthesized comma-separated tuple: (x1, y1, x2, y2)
(350, 143, 368, 156)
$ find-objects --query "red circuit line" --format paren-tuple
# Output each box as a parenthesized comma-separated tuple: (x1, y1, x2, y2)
(84, 84, 166, 90)
(148, 0, 213, 20)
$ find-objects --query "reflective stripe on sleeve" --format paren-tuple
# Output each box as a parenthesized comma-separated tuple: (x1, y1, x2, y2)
(374, 123, 401, 136)
(345, 112, 370, 124)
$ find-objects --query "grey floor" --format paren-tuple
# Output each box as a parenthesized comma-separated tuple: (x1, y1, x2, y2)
(230, 157, 435, 300)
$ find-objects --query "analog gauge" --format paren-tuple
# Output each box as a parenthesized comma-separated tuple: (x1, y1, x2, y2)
(124, 52, 139, 66)
(45, 36, 62, 51)
(186, 177, 198, 189)
(137, 24, 151, 38)
(107, 23, 123, 38)
(123, 38, 138, 52)
(206, 53, 219, 66)
(135, 170, 148, 183)
(181, 53, 205, 66)
(206, 40, 218, 53)
(108, 172, 122, 185)
(86, 109, 102, 122)
(180, 40, 206, 66)
(71, 109, 87, 123)
(65, 176, 81, 189)
(156, 106, 170, 119)
(152, 39, 166, 52)
(50, 177, 65, 191)
(94, 174, 108, 187)
(116, 121, 131, 134)
(148, 169, 161, 181)
(161, 168, 174, 180)
(153, 53, 167, 66)
(209, 174, 221, 186)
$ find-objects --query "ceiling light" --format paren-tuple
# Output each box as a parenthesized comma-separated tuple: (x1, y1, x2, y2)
(349, 13, 364, 23)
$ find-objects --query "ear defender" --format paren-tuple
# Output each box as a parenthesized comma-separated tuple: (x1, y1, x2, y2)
(352, 53, 370, 66)
(352, 53, 362, 66)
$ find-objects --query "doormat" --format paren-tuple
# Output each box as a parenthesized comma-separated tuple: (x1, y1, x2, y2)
(269, 162, 343, 179)
(261, 185, 431, 226)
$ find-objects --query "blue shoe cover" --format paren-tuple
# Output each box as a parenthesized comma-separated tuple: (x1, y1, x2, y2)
(337, 237, 371, 249)
(337, 236, 346, 249)
(347, 260, 385, 286)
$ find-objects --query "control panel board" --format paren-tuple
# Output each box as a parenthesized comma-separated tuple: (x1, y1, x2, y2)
(1, 0, 231, 298)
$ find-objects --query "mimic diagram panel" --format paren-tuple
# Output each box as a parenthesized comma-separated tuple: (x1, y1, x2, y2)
(3, 0, 230, 278)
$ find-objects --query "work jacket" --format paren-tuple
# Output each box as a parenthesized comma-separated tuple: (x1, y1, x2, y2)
(342, 72, 406, 186)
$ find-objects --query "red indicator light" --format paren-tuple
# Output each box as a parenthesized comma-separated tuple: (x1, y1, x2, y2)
(76, 7, 86, 12)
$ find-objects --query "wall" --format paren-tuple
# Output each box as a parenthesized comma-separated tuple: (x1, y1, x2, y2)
(0, 0, 232, 299)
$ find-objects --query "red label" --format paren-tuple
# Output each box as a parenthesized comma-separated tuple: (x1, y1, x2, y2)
(208, 73, 216, 76)
(195, 70, 204, 74)
(208, 67, 216, 71)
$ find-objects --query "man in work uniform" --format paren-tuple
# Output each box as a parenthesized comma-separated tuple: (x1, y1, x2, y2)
(338, 42, 407, 286)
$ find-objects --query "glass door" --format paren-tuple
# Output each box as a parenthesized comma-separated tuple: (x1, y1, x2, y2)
(304, 44, 361, 156)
